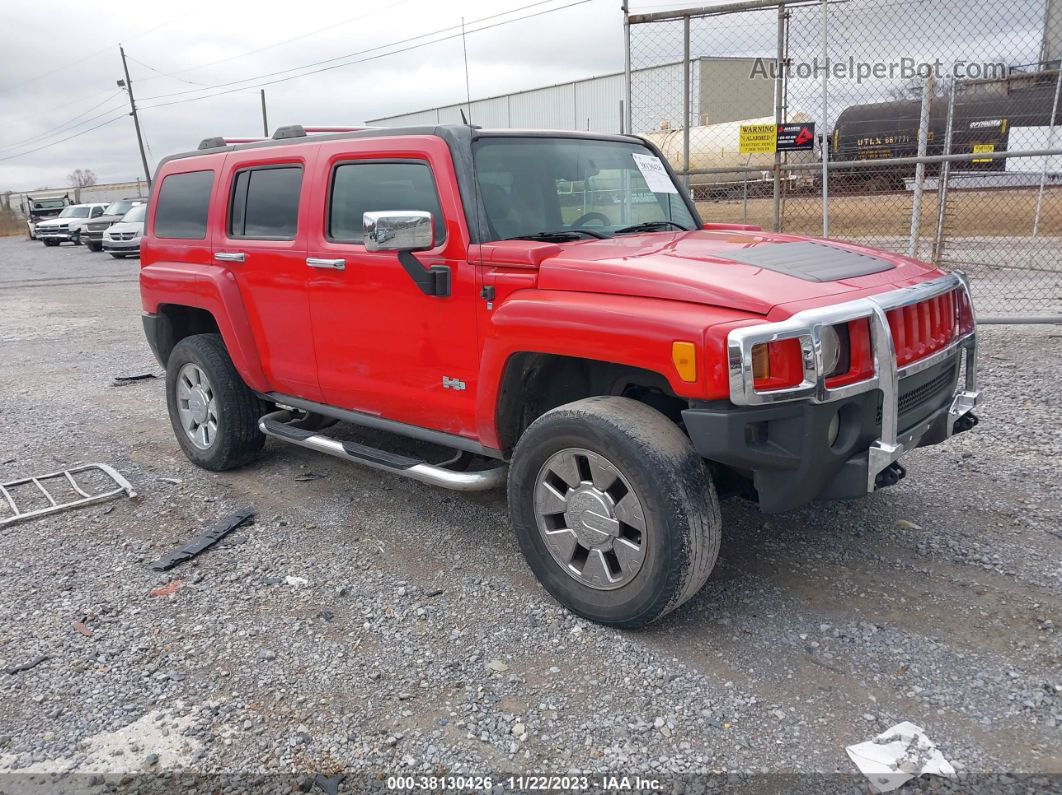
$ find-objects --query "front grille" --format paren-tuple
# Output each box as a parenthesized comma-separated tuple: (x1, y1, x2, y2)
(886, 290, 959, 367)
(899, 365, 956, 415)
(875, 363, 956, 428)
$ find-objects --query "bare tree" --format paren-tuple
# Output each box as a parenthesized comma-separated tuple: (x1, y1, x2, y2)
(67, 168, 97, 203)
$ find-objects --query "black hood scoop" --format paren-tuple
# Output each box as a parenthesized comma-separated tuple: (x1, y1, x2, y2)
(715, 240, 896, 282)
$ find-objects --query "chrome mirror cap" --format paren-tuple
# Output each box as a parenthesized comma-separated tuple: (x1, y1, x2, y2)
(363, 210, 433, 252)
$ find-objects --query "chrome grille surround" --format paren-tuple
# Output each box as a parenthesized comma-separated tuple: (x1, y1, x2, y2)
(727, 271, 979, 492)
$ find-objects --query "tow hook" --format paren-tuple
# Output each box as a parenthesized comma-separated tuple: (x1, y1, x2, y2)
(953, 412, 979, 434)
(875, 461, 906, 489)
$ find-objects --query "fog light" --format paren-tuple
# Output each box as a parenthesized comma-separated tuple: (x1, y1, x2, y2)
(827, 411, 840, 447)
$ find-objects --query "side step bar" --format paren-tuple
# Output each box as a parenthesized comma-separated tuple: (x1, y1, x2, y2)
(258, 410, 507, 492)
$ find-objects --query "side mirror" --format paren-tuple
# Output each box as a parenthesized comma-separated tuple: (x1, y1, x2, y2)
(363, 210, 433, 252)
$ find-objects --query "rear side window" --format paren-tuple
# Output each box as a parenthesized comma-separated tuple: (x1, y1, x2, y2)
(229, 166, 303, 239)
(328, 161, 444, 245)
(154, 171, 214, 239)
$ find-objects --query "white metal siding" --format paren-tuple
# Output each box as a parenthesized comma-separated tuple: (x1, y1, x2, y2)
(368, 59, 766, 136)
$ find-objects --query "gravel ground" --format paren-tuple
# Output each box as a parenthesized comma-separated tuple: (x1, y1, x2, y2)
(0, 236, 1059, 791)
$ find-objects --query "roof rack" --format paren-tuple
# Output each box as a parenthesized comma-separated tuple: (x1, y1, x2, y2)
(197, 136, 266, 150)
(271, 125, 371, 140)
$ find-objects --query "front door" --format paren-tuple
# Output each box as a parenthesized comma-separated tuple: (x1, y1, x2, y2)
(215, 148, 322, 400)
(304, 138, 481, 438)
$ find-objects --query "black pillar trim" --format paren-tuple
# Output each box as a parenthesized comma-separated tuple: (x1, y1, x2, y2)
(397, 251, 451, 297)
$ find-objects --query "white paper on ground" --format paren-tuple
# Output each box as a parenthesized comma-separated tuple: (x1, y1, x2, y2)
(631, 153, 678, 194)
(845, 721, 956, 794)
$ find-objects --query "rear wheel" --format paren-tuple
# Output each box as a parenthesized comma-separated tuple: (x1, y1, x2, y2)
(508, 396, 721, 628)
(165, 334, 265, 471)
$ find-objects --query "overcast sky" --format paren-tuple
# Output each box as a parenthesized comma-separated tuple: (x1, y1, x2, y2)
(1, 0, 1048, 192)
(0, 0, 690, 191)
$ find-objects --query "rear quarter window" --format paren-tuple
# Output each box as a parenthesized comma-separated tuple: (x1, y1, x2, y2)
(154, 170, 215, 239)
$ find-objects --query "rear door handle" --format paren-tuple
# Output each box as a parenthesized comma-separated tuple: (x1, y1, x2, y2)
(214, 251, 245, 263)
(306, 257, 346, 270)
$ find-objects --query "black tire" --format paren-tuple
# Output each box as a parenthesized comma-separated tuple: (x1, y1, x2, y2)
(71, 230, 81, 245)
(165, 333, 265, 471)
(43, 239, 59, 247)
(508, 396, 721, 628)
(109, 253, 127, 259)
(86, 241, 101, 252)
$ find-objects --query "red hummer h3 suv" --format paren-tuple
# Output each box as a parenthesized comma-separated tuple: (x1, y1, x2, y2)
(139, 124, 980, 627)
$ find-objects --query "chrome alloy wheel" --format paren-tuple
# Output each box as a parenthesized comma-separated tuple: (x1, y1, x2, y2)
(175, 363, 219, 450)
(533, 448, 648, 590)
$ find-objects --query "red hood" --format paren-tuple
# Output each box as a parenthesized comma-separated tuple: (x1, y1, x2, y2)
(534, 230, 940, 316)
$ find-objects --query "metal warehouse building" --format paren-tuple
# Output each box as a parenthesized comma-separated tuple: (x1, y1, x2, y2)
(368, 57, 772, 135)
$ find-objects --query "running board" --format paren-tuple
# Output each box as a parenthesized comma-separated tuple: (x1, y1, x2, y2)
(258, 410, 507, 491)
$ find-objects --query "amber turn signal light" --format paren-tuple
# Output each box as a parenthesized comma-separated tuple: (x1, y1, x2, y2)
(672, 341, 697, 383)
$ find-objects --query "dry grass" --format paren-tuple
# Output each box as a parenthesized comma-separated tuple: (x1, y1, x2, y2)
(698, 186, 1062, 240)
(0, 208, 24, 237)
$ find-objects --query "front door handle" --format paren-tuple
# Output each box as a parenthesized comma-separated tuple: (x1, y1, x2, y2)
(214, 251, 245, 263)
(306, 257, 346, 270)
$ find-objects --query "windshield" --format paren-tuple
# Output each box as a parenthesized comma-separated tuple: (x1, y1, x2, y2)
(104, 200, 137, 216)
(59, 206, 91, 218)
(473, 137, 696, 242)
(33, 199, 66, 210)
(121, 204, 147, 223)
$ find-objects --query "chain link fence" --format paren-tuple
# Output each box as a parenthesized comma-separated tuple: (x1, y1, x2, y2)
(625, 0, 1062, 321)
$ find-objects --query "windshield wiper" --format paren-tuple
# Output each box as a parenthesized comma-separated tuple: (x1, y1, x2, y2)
(613, 221, 690, 235)
(507, 229, 609, 242)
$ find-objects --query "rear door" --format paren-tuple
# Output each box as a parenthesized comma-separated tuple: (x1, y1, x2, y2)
(303, 136, 481, 437)
(214, 147, 322, 400)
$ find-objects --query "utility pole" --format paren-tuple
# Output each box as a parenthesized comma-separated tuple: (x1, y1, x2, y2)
(119, 44, 152, 190)
(260, 89, 269, 137)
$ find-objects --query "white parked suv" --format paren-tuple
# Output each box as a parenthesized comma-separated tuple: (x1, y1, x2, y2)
(35, 203, 108, 246)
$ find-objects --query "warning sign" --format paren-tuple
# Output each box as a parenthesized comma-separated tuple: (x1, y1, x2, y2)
(740, 123, 777, 154)
(972, 144, 995, 163)
(776, 122, 816, 151)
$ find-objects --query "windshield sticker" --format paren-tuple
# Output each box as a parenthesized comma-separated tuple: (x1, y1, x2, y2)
(631, 153, 678, 194)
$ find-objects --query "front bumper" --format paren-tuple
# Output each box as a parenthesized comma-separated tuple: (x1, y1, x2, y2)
(37, 228, 73, 240)
(103, 238, 141, 252)
(685, 272, 980, 513)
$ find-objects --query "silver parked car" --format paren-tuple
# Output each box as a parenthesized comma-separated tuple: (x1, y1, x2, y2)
(102, 204, 146, 258)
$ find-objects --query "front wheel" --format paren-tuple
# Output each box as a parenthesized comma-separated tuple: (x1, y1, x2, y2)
(86, 241, 101, 252)
(71, 230, 81, 245)
(165, 334, 265, 471)
(508, 397, 721, 628)
(109, 253, 127, 259)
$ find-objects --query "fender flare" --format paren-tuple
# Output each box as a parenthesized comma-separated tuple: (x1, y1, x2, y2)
(475, 290, 749, 449)
(141, 263, 269, 392)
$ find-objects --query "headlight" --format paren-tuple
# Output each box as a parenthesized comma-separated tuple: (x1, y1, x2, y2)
(820, 325, 842, 377)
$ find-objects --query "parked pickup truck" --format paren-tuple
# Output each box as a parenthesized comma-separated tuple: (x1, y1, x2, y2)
(139, 124, 980, 627)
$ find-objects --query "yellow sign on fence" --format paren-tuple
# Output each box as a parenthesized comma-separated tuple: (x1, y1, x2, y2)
(972, 144, 995, 163)
(739, 124, 777, 154)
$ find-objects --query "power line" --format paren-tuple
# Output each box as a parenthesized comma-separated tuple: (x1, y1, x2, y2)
(137, 0, 595, 112)
(0, 10, 194, 95)
(136, 0, 579, 104)
(126, 55, 212, 87)
(0, 92, 125, 152)
(135, 0, 416, 83)
(0, 115, 128, 163)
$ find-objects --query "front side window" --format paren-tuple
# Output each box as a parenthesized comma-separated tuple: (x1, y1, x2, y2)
(229, 166, 303, 239)
(473, 137, 696, 242)
(328, 161, 444, 246)
(155, 170, 214, 239)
